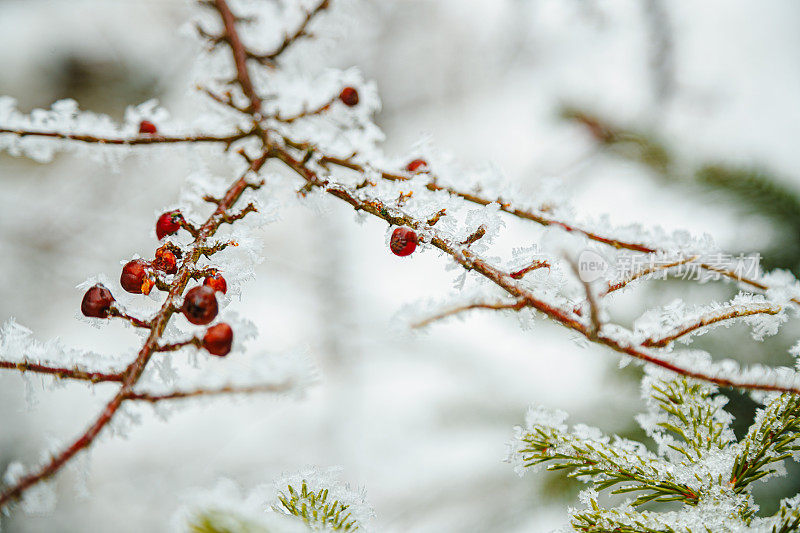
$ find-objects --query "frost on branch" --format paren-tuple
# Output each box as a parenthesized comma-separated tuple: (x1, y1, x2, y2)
(508, 368, 800, 532)
(0, 318, 124, 388)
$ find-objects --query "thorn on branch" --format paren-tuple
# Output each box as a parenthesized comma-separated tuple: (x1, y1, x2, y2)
(195, 23, 226, 47)
(200, 241, 238, 258)
(510, 259, 550, 279)
(244, 179, 265, 192)
(237, 147, 254, 166)
(461, 225, 487, 247)
(396, 190, 413, 207)
(108, 307, 152, 329)
(426, 209, 447, 226)
(355, 178, 375, 190)
(222, 202, 258, 224)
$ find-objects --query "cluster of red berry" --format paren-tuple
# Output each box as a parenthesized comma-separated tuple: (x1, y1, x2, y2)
(80, 209, 234, 357)
(386, 158, 431, 257)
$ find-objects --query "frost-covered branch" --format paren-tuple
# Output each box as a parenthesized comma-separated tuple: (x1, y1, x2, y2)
(315, 153, 798, 306)
(126, 382, 294, 403)
(411, 299, 528, 329)
(642, 302, 782, 348)
(0, 360, 123, 383)
(246, 0, 330, 66)
(0, 127, 251, 147)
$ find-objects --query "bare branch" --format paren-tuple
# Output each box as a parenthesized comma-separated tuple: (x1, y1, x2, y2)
(126, 382, 293, 403)
(413, 300, 528, 329)
(248, 0, 330, 66)
(0, 128, 252, 146)
(0, 360, 123, 383)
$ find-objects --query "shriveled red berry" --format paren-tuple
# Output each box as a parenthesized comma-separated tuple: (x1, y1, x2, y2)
(81, 284, 115, 318)
(120, 259, 151, 294)
(156, 210, 183, 240)
(153, 246, 178, 275)
(203, 323, 233, 356)
(182, 285, 218, 325)
(390, 227, 418, 257)
(138, 120, 157, 134)
(203, 272, 227, 294)
(339, 87, 359, 107)
(406, 159, 428, 172)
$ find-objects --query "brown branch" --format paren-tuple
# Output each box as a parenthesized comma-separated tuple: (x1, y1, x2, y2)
(272, 98, 335, 123)
(604, 254, 698, 295)
(0, 360, 123, 383)
(157, 338, 202, 353)
(126, 382, 293, 403)
(461, 225, 487, 247)
(214, 0, 262, 114)
(108, 308, 152, 329)
(0, 128, 251, 147)
(412, 300, 528, 329)
(222, 202, 257, 224)
(566, 257, 602, 335)
(315, 153, 793, 305)
(642, 304, 782, 348)
(248, 0, 330, 66)
(510, 259, 550, 280)
(274, 144, 800, 395)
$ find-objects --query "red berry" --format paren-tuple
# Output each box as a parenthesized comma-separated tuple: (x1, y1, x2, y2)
(406, 159, 428, 172)
(203, 323, 233, 356)
(156, 210, 183, 240)
(203, 272, 227, 294)
(390, 227, 418, 257)
(81, 284, 115, 318)
(339, 87, 359, 107)
(120, 259, 151, 294)
(182, 285, 218, 325)
(138, 120, 157, 134)
(153, 246, 178, 275)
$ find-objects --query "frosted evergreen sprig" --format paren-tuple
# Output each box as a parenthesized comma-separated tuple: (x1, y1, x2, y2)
(275, 481, 359, 531)
(189, 509, 271, 533)
(510, 372, 800, 531)
(732, 393, 800, 491)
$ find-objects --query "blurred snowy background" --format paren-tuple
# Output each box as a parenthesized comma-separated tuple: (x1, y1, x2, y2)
(2, 0, 800, 531)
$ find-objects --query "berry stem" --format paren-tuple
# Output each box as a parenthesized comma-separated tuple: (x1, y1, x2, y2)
(157, 338, 202, 352)
(108, 308, 152, 329)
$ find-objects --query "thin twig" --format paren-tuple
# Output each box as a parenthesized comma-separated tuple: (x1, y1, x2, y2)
(642, 304, 782, 348)
(0, 128, 251, 146)
(248, 0, 330, 65)
(0, 361, 123, 383)
(126, 382, 293, 402)
(412, 300, 528, 329)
